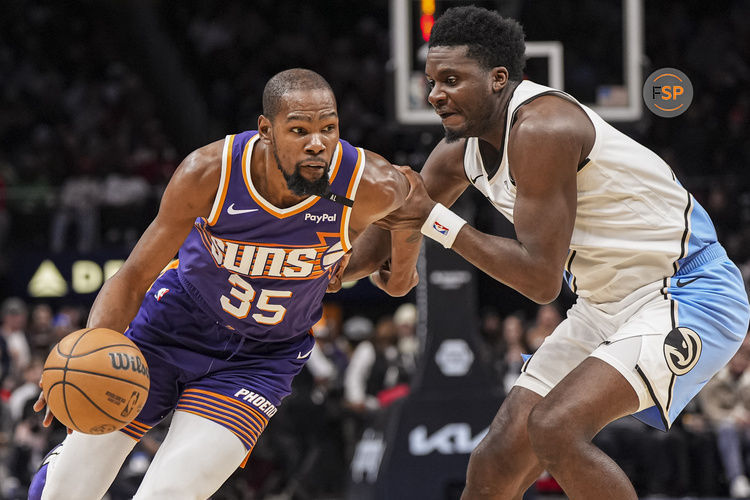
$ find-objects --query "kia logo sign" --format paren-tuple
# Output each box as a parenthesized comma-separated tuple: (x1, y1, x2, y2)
(409, 423, 489, 456)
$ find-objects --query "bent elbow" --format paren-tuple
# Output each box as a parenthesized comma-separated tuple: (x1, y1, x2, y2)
(526, 274, 562, 304)
(387, 285, 415, 298)
(382, 272, 419, 297)
(532, 289, 560, 305)
(385, 279, 418, 297)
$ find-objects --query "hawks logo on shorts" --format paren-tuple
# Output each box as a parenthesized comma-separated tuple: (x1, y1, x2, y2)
(663, 327, 702, 376)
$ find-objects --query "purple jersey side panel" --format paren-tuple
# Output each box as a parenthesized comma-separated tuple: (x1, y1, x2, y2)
(178, 131, 364, 342)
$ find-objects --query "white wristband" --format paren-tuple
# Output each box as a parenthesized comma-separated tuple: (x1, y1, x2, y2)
(420, 203, 467, 249)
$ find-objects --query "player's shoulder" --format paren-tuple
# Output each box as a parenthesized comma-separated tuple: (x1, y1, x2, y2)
(169, 139, 231, 201)
(511, 93, 592, 139)
(361, 150, 407, 196)
(351, 149, 408, 216)
(428, 137, 467, 164)
(174, 137, 226, 184)
(420, 137, 469, 182)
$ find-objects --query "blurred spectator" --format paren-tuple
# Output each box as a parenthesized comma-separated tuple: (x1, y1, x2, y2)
(500, 312, 529, 395)
(0, 335, 10, 392)
(1, 298, 31, 384)
(342, 316, 376, 414)
(26, 304, 54, 359)
(479, 307, 507, 389)
(51, 305, 85, 342)
(525, 302, 563, 352)
(8, 357, 42, 423)
(100, 163, 151, 249)
(699, 335, 750, 498)
(0, 162, 9, 270)
(49, 172, 101, 253)
(393, 303, 419, 378)
(344, 316, 412, 413)
(308, 318, 349, 395)
(341, 315, 374, 347)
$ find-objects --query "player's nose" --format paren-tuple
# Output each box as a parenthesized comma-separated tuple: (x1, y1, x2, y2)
(428, 83, 447, 107)
(305, 134, 326, 154)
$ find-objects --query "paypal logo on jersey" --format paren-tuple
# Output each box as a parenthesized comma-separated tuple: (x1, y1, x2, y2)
(304, 213, 337, 224)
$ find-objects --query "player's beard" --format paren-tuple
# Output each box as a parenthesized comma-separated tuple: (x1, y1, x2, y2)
(444, 99, 496, 143)
(273, 147, 330, 197)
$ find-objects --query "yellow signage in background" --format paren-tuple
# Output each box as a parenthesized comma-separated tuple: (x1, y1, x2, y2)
(28, 259, 125, 297)
(28, 260, 67, 297)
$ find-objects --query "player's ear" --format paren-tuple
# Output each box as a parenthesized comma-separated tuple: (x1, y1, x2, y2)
(491, 67, 509, 93)
(258, 115, 273, 143)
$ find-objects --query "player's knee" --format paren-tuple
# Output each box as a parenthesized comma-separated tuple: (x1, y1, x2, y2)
(527, 403, 573, 463)
(466, 431, 515, 480)
(464, 437, 522, 498)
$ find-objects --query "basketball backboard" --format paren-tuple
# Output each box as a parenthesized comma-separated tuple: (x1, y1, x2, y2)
(391, 0, 643, 124)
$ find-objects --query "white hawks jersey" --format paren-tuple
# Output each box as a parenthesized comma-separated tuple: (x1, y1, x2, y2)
(464, 80, 718, 304)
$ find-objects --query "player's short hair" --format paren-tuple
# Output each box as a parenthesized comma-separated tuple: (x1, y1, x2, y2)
(429, 6, 526, 81)
(262, 68, 334, 120)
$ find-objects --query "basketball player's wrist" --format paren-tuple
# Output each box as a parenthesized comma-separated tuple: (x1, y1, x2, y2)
(420, 203, 467, 249)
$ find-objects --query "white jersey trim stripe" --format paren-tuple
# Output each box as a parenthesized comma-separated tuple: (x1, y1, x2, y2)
(207, 135, 234, 226)
(340, 148, 366, 252)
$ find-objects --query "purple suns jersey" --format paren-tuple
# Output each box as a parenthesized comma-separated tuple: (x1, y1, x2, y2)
(177, 130, 365, 342)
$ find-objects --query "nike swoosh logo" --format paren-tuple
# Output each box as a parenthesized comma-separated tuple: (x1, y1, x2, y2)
(297, 347, 314, 359)
(676, 277, 700, 288)
(227, 203, 259, 215)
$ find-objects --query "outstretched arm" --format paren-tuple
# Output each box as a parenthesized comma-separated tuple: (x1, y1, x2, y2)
(340, 225, 391, 282)
(341, 151, 424, 296)
(384, 97, 592, 304)
(36, 139, 224, 427)
(87, 140, 223, 331)
(345, 139, 470, 293)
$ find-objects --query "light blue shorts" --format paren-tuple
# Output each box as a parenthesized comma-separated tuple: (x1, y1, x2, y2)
(516, 243, 749, 430)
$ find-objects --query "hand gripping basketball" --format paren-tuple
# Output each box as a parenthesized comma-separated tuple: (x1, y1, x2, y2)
(36, 328, 150, 434)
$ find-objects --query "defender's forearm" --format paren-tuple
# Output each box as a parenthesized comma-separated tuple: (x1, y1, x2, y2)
(342, 225, 392, 281)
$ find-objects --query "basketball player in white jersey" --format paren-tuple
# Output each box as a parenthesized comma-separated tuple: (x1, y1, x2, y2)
(365, 6, 750, 499)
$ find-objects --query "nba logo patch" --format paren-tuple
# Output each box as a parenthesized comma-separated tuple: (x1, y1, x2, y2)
(433, 221, 449, 235)
(154, 288, 170, 301)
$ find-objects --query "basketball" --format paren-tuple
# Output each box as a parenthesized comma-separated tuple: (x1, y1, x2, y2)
(41, 328, 150, 435)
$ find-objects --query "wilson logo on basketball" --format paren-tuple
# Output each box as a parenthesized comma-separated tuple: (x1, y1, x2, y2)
(108, 353, 149, 379)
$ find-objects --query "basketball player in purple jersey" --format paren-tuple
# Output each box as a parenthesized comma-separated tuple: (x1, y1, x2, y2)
(29, 68, 417, 499)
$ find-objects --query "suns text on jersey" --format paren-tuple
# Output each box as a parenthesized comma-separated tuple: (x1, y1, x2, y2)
(198, 228, 344, 280)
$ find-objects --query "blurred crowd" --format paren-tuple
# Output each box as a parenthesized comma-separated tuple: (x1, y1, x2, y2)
(1, 0, 749, 262)
(1, 0, 750, 498)
(0, 296, 424, 500)
(4, 296, 750, 499)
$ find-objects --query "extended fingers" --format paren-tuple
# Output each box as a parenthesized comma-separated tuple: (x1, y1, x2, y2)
(43, 408, 54, 427)
(33, 392, 46, 412)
